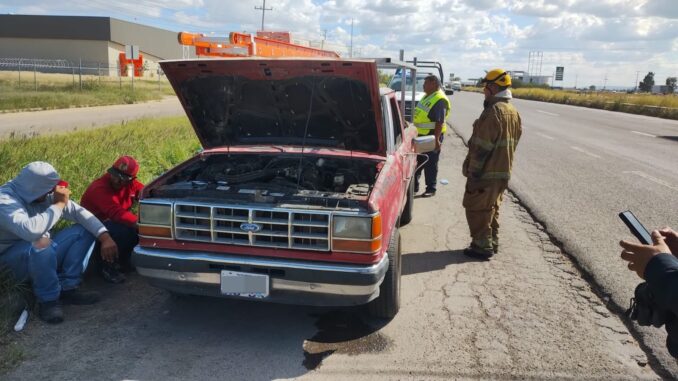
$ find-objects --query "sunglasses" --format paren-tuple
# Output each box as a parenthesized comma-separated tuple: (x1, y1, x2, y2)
(108, 167, 136, 182)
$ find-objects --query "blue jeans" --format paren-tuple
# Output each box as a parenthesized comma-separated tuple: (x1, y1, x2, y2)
(103, 220, 138, 269)
(0, 224, 95, 302)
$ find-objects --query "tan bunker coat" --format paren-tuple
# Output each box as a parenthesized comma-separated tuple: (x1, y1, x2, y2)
(462, 96, 522, 253)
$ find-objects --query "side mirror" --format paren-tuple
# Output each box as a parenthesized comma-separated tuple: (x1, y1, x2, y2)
(445, 89, 454, 95)
(413, 135, 435, 154)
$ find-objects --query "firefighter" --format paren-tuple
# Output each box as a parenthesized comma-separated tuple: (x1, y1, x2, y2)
(462, 69, 522, 259)
(413, 75, 451, 197)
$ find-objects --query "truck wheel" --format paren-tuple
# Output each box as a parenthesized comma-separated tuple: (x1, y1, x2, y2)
(400, 180, 414, 226)
(368, 227, 401, 319)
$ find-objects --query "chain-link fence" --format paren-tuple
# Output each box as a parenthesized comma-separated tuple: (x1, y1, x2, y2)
(0, 58, 168, 91)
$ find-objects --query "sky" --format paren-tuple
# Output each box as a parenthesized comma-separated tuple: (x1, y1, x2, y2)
(1, 0, 677, 88)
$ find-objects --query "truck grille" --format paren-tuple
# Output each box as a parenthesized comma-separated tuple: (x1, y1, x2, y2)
(173, 203, 331, 251)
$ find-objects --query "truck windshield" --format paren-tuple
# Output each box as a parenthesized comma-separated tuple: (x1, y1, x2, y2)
(388, 77, 425, 92)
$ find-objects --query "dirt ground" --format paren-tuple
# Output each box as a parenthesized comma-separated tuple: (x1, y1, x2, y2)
(1, 133, 660, 380)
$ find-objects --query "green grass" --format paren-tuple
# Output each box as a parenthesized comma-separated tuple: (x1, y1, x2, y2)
(0, 72, 175, 112)
(0, 116, 200, 195)
(463, 87, 678, 120)
(0, 268, 28, 376)
(0, 115, 199, 374)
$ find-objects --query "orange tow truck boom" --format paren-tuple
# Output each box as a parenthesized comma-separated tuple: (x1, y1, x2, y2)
(178, 31, 340, 58)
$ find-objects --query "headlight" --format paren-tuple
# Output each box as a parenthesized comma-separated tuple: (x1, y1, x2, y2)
(139, 203, 172, 226)
(332, 214, 382, 254)
(333, 216, 373, 239)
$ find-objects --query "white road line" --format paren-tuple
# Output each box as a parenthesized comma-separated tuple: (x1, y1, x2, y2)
(537, 110, 560, 117)
(623, 171, 678, 192)
(570, 146, 601, 159)
(536, 133, 555, 140)
(630, 131, 657, 138)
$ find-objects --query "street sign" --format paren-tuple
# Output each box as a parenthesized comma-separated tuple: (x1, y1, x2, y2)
(555, 66, 564, 81)
(125, 45, 140, 60)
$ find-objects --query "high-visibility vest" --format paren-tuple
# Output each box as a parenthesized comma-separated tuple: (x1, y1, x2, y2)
(413, 89, 450, 136)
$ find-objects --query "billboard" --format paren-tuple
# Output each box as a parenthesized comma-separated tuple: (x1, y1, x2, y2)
(555, 66, 564, 81)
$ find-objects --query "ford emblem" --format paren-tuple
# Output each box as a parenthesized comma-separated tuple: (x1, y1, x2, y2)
(240, 223, 262, 233)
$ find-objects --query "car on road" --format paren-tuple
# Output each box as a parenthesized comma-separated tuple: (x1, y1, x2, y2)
(133, 58, 433, 318)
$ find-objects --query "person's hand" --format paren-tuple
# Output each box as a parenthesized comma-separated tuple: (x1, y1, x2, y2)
(32, 236, 52, 250)
(620, 230, 672, 279)
(658, 227, 678, 255)
(435, 139, 441, 151)
(52, 186, 71, 208)
(98, 232, 118, 263)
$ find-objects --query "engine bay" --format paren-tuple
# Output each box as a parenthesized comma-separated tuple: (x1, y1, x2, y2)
(148, 153, 382, 209)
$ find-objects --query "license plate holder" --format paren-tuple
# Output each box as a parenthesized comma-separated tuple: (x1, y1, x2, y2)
(220, 271, 269, 298)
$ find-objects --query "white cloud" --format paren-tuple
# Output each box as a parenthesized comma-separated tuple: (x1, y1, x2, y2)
(1, 0, 676, 87)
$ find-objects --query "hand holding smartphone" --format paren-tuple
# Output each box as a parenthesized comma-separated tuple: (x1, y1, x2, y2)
(619, 210, 653, 245)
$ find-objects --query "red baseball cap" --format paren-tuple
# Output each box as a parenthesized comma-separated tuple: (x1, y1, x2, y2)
(108, 156, 139, 180)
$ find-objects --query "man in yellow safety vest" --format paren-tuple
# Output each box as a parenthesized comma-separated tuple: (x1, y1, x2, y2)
(413, 75, 451, 197)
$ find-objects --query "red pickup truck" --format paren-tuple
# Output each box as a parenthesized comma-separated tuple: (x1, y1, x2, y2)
(133, 58, 433, 318)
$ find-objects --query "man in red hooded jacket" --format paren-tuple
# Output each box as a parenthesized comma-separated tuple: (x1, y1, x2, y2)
(81, 156, 144, 283)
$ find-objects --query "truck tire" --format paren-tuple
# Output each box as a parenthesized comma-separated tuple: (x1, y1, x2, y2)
(368, 227, 401, 319)
(400, 179, 414, 226)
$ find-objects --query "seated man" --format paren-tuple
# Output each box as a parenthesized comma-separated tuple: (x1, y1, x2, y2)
(81, 156, 144, 284)
(0, 162, 118, 324)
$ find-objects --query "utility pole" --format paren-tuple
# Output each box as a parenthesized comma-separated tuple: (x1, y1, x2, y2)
(634, 70, 641, 92)
(321, 29, 327, 50)
(574, 74, 578, 89)
(603, 73, 608, 91)
(255, 0, 273, 31)
(349, 18, 354, 58)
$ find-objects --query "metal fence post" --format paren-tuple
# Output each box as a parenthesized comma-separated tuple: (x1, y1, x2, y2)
(79, 58, 82, 91)
(98, 62, 101, 84)
(118, 62, 122, 89)
(131, 64, 134, 92)
(34, 63, 37, 92)
(72, 66, 75, 87)
(18, 59, 22, 89)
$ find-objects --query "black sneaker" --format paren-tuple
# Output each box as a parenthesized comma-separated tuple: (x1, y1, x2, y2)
(60, 289, 101, 305)
(102, 263, 126, 284)
(422, 189, 436, 198)
(463, 246, 493, 260)
(38, 301, 64, 324)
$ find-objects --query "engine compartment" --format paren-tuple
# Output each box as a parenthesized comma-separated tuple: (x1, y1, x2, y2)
(148, 153, 382, 209)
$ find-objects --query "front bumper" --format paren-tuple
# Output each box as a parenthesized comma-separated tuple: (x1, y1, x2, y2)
(132, 246, 388, 306)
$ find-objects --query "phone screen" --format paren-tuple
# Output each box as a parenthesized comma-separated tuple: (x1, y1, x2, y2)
(619, 211, 653, 245)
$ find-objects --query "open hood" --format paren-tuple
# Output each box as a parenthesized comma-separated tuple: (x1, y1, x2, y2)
(160, 58, 385, 156)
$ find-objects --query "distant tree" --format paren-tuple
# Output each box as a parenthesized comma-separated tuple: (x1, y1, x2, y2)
(377, 70, 393, 86)
(666, 77, 677, 94)
(639, 72, 655, 92)
(589, 85, 596, 91)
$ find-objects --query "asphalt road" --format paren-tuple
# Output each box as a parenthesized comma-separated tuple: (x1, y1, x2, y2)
(449, 90, 678, 373)
(0, 97, 184, 139)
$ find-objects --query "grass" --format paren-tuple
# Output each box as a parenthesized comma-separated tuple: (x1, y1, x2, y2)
(0, 71, 175, 112)
(0, 116, 199, 374)
(0, 268, 28, 375)
(462, 86, 678, 120)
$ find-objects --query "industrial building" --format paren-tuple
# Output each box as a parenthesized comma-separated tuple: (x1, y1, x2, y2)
(0, 14, 195, 76)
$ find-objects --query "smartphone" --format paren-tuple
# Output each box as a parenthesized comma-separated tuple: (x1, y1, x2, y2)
(619, 210, 653, 245)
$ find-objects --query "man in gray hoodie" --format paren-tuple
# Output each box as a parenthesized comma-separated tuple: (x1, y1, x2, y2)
(0, 162, 118, 323)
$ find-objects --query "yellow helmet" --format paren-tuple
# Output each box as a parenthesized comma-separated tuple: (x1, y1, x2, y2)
(482, 68, 511, 87)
